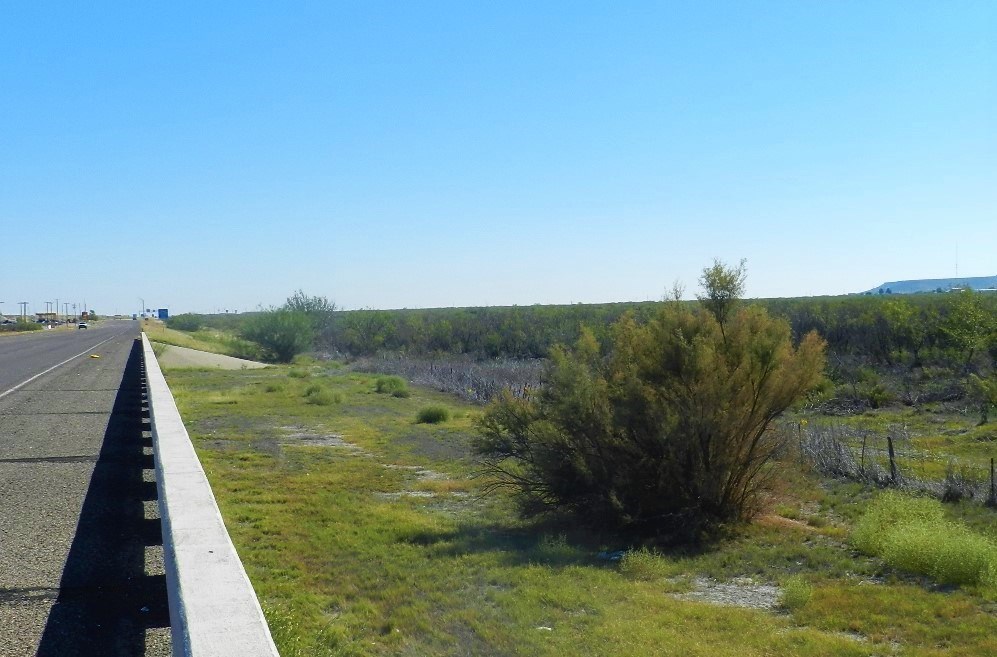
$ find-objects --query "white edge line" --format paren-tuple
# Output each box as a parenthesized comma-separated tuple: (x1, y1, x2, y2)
(0, 334, 120, 401)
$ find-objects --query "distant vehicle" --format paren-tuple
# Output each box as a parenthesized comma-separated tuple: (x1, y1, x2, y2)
(77, 322, 88, 329)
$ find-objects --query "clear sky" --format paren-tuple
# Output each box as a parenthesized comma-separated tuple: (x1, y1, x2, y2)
(1, 2, 994, 316)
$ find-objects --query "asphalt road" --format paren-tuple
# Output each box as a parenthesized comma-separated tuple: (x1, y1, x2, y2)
(0, 322, 171, 656)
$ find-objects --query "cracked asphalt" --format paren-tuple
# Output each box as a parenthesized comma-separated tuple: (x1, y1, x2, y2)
(0, 322, 171, 656)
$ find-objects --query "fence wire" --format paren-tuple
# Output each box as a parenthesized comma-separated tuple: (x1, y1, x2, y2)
(796, 420, 996, 504)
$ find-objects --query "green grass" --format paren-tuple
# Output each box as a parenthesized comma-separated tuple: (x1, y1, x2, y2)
(164, 365, 997, 656)
(142, 319, 261, 359)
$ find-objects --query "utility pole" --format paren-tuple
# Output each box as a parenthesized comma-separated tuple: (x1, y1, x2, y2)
(63, 302, 69, 322)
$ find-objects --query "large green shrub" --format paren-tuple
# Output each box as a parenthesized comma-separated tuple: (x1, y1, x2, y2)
(283, 290, 336, 345)
(240, 309, 313, 363)
(475, 263, 826, 537)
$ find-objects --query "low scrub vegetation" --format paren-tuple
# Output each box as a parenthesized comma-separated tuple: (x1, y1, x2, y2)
(779, 575, 813, 610)
(853, 491, 997, 588)
(0, 322, 43, 333)
(167, 313, 204, 332)
(415, 405, 449, 424)
(352, 356, 542, 404)
(303, 384, 340, 406)
(375, 375, 410, 398)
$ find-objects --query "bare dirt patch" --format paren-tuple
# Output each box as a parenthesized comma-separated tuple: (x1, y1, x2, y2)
(672, 576, 781, 609)
(279, 426, 362, 450)
(383, 464, 448, 480)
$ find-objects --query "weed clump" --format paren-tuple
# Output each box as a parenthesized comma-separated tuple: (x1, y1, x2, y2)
(375, 376, 410, 398)
(304, 383, 340, 406)
(852, 491, 943, 555)
(619, 547, 673, 581)
(416, 406, 450, 424)
(264, 383, 285, 393)
(288, 368, 311, 379)
(853, 491, 997, 587)
(779, 575, 812, 610)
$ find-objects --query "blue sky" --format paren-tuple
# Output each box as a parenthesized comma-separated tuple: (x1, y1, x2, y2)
(1, 2, 994, 315)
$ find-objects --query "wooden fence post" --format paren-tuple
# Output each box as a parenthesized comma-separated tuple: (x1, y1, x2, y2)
(887, 434, 898, 485)
(797, 421, 804, 464)
(989, 457, 996, 507)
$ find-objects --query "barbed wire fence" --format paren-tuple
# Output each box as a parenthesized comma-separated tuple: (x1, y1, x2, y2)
(350, 355, 545, 405)
(795, 420, 997, 506)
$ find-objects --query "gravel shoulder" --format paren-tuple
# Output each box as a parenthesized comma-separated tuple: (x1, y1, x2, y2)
(153, 343, 268, 370)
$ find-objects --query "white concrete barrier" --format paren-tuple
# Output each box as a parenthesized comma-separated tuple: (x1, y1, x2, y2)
(142, 333, 280, 657)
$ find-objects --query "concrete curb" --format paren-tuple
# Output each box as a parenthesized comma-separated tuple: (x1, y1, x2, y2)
(142, 333, 280, 657)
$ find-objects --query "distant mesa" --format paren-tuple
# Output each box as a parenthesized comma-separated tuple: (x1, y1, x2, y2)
(861, 275, 997, 295)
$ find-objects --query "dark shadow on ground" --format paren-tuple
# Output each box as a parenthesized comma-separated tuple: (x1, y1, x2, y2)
(399, 511, 718, 570)
(37, 340, 170, 656)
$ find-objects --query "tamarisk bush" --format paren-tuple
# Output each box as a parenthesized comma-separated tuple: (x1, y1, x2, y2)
(475, 261, 825, 538)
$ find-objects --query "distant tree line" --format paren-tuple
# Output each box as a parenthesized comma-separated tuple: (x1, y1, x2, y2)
(176, 289, 997, 375)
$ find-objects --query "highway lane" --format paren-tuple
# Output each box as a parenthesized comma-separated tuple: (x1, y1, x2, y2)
(0, 322, 170, 655)
(0, 321, 139, 394)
